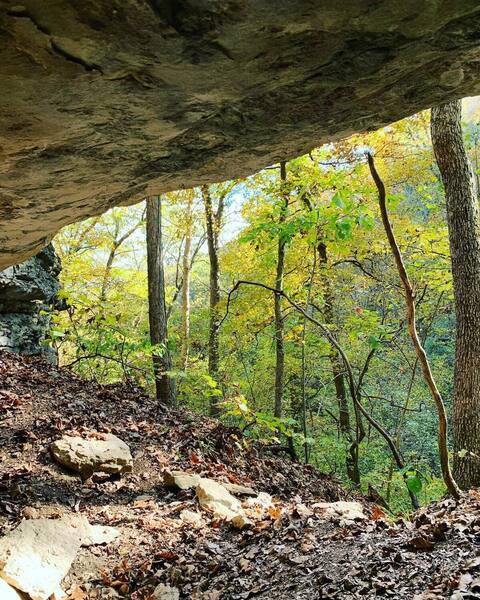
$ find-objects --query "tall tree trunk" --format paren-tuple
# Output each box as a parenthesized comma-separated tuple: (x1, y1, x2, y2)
(146, 196, 176, 406)
(317, 240, 360, 485)
(431, 100, 480, 490)
(180, 195, 193, 370)
(274, 162, 288, 418)
(202, 185, 222, 417)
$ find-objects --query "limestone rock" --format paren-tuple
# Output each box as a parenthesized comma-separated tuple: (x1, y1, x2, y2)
(179, 510, 204, 528)
(0, 516, 120, 600)
(163, 471, 202, 490)
(245, 492, 274, 509)
(152, 584, 180, 600)
(60, 516, 120, 547)
(0, 519, 84, 600)
(0, 579, 26, 599)
(164, 471, 256, 498)
(1, 2, 480, 268)
(312, 501, 366, 523)
(196, 479, 250, 527)
(0, 245, 62, 361)
(50, 586, 67, 600)
(224, 483, 256, 497)
(50, 433, 133, 478)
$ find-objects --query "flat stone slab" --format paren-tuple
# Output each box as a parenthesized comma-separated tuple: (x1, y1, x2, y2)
(0, 517, 120, 600)
(50, 433, 133, 478)
(0, 518, 84, 600)
(164, 471, 256, 497)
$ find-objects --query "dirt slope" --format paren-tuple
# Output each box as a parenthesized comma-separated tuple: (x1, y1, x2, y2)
(0, 351, 479, 599)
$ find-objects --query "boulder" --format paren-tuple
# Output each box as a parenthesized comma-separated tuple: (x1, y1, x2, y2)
(50, 433, 133, 478)
(0, 245, 62, 362)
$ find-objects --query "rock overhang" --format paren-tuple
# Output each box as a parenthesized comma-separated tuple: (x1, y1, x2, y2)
(1, 0, 480, 267)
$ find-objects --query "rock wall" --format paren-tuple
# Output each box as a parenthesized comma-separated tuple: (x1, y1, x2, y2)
(1, 1, 480, 268)
(0, 245, 61, 361)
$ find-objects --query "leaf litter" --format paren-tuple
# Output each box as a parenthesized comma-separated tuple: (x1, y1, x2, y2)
(0, 351, 479, 599)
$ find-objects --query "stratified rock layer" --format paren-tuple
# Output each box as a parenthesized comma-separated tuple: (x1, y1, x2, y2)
(1, 1, 480, 267)
(0, 244, 61, 360)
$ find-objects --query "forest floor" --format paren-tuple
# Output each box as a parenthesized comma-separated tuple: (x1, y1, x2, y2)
(1, 351, 480, 599)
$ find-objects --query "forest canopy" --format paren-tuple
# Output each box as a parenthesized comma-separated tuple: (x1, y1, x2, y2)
(50, 100, 480, 513)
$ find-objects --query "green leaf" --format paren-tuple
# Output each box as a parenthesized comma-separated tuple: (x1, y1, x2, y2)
(335, 219, 352, 240)
(406, 474, 422, 495)
(331, 192, 346, 209)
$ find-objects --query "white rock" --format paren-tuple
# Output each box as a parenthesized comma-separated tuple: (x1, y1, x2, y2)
(0, 519, 84, 600)
(57, 515, 120, 547)
(196, 479, 242, 514)
(179, 509, 203, 527)
(245, 492, 273, 509)
(163, 471, 202, 490)
(224, 483, 256, 496)
(0, 578, 26, 599)
(152, 584, 180, 599)
(312, 501, 366, 522)
(0, 516, 120, 600)
(50, 433, 133, 477)
(80, 523, 120, 547)
(196, 479, 250, 527)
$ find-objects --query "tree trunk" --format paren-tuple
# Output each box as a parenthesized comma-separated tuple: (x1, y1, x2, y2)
(368, 152, 460, 499)
(180, 195, 193, 370)
(202, 185, 222, 417)
(317, 240, 360, 485)
(431, 100, 480, 490)
(274, 162, 288, 418)
(146, 196, 176, 406)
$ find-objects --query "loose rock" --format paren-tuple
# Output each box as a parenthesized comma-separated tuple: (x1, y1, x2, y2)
(50, 433, 133, 478)
(152, 584, 180, 599)
(0, 518, 84, 600)
(224, 482, 257, 497)
(312, 501, 366, 523)
(0, 517, 120, 600)
(196, 479, 247, 525)
(163, 471, 202, 490)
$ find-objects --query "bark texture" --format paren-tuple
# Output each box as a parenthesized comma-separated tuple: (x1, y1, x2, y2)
(146, 196, 176, 406)
(1, 2, 480, 268)
(431, 101, 480, 490)
(202, 185, 223, 417)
